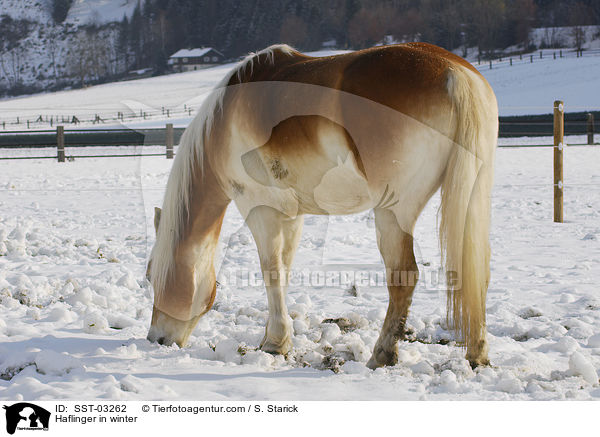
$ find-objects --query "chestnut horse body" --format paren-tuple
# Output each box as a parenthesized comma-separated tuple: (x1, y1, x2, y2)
(147, 43, 498, 368)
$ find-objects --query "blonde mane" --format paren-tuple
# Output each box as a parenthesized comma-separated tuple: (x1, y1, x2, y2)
(149, 44, 297, 299)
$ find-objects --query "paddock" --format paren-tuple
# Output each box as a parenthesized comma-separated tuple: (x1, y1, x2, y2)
(0, 138, 598, 400)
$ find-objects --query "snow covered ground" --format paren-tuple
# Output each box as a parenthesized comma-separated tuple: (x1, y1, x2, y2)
(2, 47, 599, 132)
(0, 136, 599, 400)
(1, 47, 600, 401)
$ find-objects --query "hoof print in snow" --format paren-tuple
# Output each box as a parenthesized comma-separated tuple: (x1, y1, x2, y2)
(0, 364, 33, 381)
(519, 307, 543, 319)
(320, 354, 348, 374)
(321, 317, 353, 333)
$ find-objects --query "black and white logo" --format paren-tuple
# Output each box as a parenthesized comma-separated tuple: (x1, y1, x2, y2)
(3, 403, 50, 435)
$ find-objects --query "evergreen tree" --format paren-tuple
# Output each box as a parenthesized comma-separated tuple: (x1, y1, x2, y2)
(52, 0, 73, 24)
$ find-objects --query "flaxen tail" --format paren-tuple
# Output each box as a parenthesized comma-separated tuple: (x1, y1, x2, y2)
(439, 64, 498, 364)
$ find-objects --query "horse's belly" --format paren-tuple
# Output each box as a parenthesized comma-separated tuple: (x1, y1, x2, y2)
(309, 154, 371, 214)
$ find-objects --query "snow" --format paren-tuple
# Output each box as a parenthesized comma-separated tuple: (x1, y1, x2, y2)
(0, 0, 53, 23)
(1, 46, 600, 401)
(2, 47, 599, 133)
(66, 0, 139, 25)
(1, 139, 600, 400)
(477, 52, 600, 115)
(568, 352, 598, 386)
(170, 48, 222, 59)
(529, 26, 600, 51)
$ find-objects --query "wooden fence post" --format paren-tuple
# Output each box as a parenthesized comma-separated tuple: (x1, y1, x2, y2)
(57, 125, 65, 163)
(166, 123, 174, 159)
(588, 113, 594, 145)
(554, 101, 564, 223)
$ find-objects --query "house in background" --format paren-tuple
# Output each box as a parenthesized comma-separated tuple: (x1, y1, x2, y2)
(168, 48, 226, 72)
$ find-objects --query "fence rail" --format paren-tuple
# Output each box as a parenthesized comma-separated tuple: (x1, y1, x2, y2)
(0, 104, 197, 131)
(0, 112, 597, 161)
(477, 48, 600, 71)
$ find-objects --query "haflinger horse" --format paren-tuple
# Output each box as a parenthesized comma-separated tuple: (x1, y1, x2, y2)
(146, 43, 498, 369)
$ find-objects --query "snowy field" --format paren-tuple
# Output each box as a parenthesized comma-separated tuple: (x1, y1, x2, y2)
(2, 47, 600, 132)
(1, 48, 600, 401)
(0, 137, 599, 400)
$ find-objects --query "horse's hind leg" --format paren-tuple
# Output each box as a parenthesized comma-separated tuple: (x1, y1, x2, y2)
(245, 205, 303, 355)
(367, 208, 419, 369)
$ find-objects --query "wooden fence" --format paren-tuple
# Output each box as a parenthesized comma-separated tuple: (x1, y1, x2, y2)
(0, 124, 183, 161)
(0, 103, 595, 223)
(0, 113, 596, 161)
(479, 48, 600, 70)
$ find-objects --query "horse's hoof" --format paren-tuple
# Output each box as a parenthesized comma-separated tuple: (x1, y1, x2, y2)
(468, 357, 491, 369)
(366, 348, 398, 369)
(260, 337, 292, 356)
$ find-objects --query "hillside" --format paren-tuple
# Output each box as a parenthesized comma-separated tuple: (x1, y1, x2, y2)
(0, 0, 138, 95)
(1, 0, 600, 97)
(0, 46, 599, 134)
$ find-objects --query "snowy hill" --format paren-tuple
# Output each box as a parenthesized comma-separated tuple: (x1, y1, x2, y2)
(0, 0, 140, 94)
(0, 0, 138, 25)
(66, 0, 139, 25)
(0, 0, 53, 23)
(0, 47, 599, 132)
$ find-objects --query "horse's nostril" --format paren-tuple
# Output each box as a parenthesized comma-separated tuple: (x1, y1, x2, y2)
(157, 337, 166, 345)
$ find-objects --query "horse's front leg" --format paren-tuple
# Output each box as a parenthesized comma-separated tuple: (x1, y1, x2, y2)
(244, 205, 303, 355)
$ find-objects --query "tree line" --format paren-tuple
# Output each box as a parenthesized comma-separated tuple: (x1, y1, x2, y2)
(2, 0, 599, 95)
(114, 0, 600, 73)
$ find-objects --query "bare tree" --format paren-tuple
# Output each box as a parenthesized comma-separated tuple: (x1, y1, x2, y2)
(470, 0, 506, 58)
(0, 46, 24, 88)
(46, 29, 61, 83)
(280, 15, 308, 48)
(348, 4, 400, 48)
(67, 31, 110, 87)
(569, 2, 591, 51)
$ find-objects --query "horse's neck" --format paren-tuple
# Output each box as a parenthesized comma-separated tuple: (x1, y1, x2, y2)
(185, 163, 230, 249)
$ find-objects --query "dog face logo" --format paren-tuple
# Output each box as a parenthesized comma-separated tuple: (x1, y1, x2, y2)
(3, 403, 50, 435)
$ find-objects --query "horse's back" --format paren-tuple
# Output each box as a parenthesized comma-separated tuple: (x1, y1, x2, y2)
(215, 43, 495, 221)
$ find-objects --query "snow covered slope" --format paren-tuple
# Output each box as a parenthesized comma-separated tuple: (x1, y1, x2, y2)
(477, 50, 600, 116)
(0, 0, 140, 92)
(0, 0, 53, 23)
(0, 48, 599, 131)
(66, 0, 139, 25)
(0, 0, 139, 25)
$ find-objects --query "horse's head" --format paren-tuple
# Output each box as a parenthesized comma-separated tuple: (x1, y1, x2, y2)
(146, 170, 228, 348)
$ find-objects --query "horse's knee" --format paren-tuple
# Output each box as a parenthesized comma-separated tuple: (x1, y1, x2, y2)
(147, 306, 201, 347)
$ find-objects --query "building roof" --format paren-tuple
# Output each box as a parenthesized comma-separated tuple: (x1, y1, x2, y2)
(169, 48, 224, 59)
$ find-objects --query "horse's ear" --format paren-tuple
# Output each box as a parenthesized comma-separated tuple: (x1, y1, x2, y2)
(154, 207, 162, 233)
